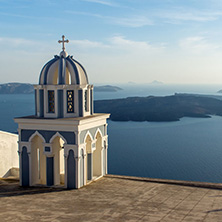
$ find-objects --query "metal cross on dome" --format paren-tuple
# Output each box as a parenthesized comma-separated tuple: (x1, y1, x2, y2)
(58, 35, 69, 51)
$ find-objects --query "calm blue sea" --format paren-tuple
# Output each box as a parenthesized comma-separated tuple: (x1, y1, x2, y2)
(108, 117, 222, 183)
(1, 84, 222, 183)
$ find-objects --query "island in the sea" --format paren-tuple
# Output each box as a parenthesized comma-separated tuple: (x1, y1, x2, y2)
(94, 94, 222, 122)
(0, 83, 34, 94)
(0, 83, 122, 94)
(94, 85, 123, 92)
(2, 83, 222, 122)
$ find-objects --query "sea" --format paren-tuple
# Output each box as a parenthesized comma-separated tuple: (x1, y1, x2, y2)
(1, 83, 222, 183)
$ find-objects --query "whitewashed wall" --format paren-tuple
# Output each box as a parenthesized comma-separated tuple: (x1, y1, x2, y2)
(0, 131, 19, 178)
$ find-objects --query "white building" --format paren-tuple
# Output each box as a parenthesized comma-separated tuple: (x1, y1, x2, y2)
(14, 36, 110, 189)
(0, 131, 19, 178)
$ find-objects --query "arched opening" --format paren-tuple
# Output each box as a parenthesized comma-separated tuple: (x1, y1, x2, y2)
(80, 149, 84, 187)
(67, 149, 75, 189)
(21, 146, 29, 186)
(51, 135, 65, 186)
(103, 141, 107, 175)
(93, 132, 103, 178)
(85, 134, 92, 181)
(30, 134, 46, 185)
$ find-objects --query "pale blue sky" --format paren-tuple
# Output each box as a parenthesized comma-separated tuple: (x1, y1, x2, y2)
(1, 0, 222, 84)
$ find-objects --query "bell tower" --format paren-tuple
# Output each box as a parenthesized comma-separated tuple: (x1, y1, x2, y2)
(15, 36, 110, 189)
(36, 35, 93, 119)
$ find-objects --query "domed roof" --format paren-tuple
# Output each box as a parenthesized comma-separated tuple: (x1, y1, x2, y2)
(39, 36, 89, 85)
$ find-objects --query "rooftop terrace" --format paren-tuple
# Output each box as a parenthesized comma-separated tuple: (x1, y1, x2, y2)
(0, 175, 222, 221)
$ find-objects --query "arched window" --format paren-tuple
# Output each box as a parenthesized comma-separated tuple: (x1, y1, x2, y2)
(85, 90, 88, 112)
(48, 90, 55, 113)
(67, 90, 74, 113)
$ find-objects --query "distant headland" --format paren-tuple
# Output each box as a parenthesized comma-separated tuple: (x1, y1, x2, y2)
(0, 83, 34, 94)
(94, 94, 222, 122)
(2, 83, 222, 122)
(0, 83, 122, 94)
(94, 85, 123, 92)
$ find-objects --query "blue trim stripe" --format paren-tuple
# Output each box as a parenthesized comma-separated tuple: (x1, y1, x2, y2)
(71, 57, 89, 84)
(39, 89, 44, 117)
(58, 58, 66, 84)
(62, 58, 66, 84)
(39, 62, 49, 84)
(39, 55, 88, 85)
(66, 57, 80, 84)
(21, 129, 75, 144)
(42, 58, 59, 85)
(78, 90, 83, 117)
(35, 89, 37, 116)
(58, 90, 63, 117)
(90, 89, 93, 115)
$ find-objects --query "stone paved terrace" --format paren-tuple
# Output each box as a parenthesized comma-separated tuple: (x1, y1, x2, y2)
(1, 175, 222, 221)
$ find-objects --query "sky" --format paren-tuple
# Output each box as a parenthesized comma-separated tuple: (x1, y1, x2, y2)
(1, 0, 222, 84)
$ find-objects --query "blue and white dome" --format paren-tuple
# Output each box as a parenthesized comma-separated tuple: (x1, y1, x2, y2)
(34, 36, 93, 119)
(39, 51, 89, 85)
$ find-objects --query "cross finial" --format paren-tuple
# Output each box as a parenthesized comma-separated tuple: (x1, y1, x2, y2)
(58, 35, 69, 51)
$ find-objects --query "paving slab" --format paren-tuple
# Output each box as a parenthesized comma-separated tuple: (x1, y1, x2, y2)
(0, 175, 222, 221)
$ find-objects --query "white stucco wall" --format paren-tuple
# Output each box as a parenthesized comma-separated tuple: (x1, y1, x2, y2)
(0, 131, 19, 177)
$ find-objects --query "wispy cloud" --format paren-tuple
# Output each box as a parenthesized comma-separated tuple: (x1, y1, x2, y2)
(66, 7, 222, 28)
(109, 16, 153, 27)
(82, 0, 116, 7)
(69, 39, 110, 49)
(110, 36, 151, 49)
(0, 37, 56, 55)
(68, 35, 165, 56)
(66, 10, 153, 27)
(156, 8, 222, 23)
(0, 11, 37, 19)
(179, 36, 221, 54)
(0, 11, 72, 24)
(65, 11, 102, 18)
(0, 37, 39, 47)
(109, 36, 165, 53)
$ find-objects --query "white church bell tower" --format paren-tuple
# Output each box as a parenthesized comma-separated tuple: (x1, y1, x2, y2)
(15, 36, 110, 189)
